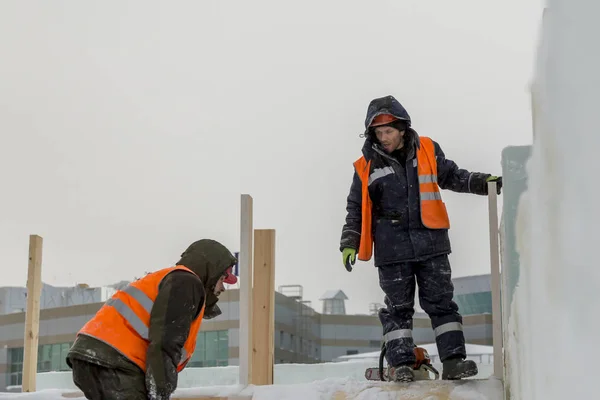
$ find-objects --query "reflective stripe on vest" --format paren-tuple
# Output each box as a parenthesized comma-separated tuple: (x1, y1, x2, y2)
(368, 166, 394, 186)
(105, 285, 154, 340)
(77, 265, 205, 372)
(416, 137, 450, 229)
(353, 136, 450, 261)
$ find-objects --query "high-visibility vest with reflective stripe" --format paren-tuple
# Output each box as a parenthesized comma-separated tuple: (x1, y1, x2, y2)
(78, 265, 205, 372)
(354, 136, 450, 261)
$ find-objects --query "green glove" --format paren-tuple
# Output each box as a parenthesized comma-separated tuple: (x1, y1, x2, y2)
(486, 176, 502, 195)
(342, 248, 356, 272)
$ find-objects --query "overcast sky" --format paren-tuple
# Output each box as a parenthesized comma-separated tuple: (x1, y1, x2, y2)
(0, 0, 543, 314)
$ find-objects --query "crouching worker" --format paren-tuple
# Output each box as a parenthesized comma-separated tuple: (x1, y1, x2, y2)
(66, 239, 238, 400)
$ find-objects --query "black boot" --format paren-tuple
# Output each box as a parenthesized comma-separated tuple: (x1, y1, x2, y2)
(390, 364, 415, 382)
(442, 357, 478, 380)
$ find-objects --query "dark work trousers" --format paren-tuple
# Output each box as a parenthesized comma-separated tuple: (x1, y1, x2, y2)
(377, 253, 467, 367)
(69, 357, 148, 400)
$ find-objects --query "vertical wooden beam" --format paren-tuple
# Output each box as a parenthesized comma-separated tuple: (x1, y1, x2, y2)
(487, 182, 503, 379)
(239, 195, 253, 386)
(251, 229, 275, 385)
(22, 234, 43, 392)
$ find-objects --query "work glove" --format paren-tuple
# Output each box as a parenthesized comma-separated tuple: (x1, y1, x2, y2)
(486, 176, 502, 195)
(203, 304, 222, 320)
(342, 248, 356, 272)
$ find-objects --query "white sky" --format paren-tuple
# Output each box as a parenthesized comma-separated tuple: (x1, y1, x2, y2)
(0, 0, 543, 314)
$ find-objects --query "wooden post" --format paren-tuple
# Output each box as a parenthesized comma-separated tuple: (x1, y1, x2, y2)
(251, 229, 275, 385)
(22, 234, 43, 392)
(487, 182, 503, 379)
(238, 195, 253, 386)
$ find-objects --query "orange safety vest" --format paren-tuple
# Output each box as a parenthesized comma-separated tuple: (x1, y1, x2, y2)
(353, 136, 450, 261)
(78, 265, 205, 372)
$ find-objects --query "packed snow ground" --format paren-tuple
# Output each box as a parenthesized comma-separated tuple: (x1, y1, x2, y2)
(0, 361, 500, 399)
(25, 360, 493, 391)
(0, 378, 503, 400)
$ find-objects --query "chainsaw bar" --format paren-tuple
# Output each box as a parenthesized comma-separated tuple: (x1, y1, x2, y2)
(364, 364, 440, 381)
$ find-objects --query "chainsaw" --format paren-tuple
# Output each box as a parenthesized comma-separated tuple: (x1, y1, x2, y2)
(364, 342, 440, 381)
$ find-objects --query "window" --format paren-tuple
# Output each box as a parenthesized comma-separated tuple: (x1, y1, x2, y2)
(7, 342, 74, 387)
(38, 343, 52, 372)
(7, 347, 23, 387)
(37, 342, 73, 373)
(205, 331, 218, 366)
(50, 344, 61, 371)
(60, 343, 71, 371)
(454, 292, 492, 315)
(187, 330, 229, 368)
(322, 299, 346, 315)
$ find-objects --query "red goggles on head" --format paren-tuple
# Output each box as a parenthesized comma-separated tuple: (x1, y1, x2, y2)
(370, 113, 399, 127)
(223, 266, 237, 284)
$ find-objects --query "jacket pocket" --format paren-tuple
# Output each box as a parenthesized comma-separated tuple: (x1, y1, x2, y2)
(373, 219, 415, 264)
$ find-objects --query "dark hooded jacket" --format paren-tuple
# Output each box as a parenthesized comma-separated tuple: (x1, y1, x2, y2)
(66, 239, 237, 400)
(340, 95, 494, 266)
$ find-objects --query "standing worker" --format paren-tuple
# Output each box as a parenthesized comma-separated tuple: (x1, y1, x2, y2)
(340, 95, 502, 382)
(66, 239, 238, 399)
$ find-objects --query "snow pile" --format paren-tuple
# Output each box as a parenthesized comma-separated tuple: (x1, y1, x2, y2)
(507, 1, 600, 399)
(0, 377, 504, 400)
(22, 360, 493, 391)
(0, 359, 499, 399)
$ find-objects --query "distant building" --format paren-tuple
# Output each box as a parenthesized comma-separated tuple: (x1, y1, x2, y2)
(319, 290, 348, 315)
(0, 283, 116, 315)
(452, 274, 493, 315)
(0, 274, 493, 392)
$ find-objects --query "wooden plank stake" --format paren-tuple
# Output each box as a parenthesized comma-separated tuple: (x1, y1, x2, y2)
(487, 182, 503, 379)
(239, 194, 253, 386)
(251, 229, 275, 385)
(22, 234, 43, 392)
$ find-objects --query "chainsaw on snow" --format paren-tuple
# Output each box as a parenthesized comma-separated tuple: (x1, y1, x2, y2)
(364, 343, 440, 381)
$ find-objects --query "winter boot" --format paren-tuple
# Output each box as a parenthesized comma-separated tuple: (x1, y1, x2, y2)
(441, 357, 478, 380)
(390, 364, 415, 382)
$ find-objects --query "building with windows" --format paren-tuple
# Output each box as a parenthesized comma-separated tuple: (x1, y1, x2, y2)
(452, 274, 493, 315)
(319, 290, 348, 315)
(0, 274, 492, 391)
